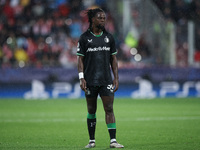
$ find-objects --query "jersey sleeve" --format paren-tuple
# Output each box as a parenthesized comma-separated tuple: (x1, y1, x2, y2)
(76, 35, 85, 56)
(110, 35, 117, 55)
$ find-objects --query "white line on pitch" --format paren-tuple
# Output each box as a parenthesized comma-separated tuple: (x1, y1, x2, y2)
(1, 116, 200, 123)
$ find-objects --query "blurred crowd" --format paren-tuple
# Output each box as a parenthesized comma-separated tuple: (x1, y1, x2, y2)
(0, 0, 200, 69)
(153, 0, 200, 65)
(0, 0, 112, 68)
(153, 0, 200, 22)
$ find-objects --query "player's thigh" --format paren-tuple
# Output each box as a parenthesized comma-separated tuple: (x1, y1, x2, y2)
(86, 97, 98, 114)
(99, 85, 114, 111)
(85, 86, 99, 113)
(101, 95, 114, 113)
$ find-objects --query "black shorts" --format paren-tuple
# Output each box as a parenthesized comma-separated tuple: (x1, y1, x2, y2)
(85, 84, 114, 98)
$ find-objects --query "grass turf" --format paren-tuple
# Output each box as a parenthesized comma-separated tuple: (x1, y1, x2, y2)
(0, 98, 200, 150)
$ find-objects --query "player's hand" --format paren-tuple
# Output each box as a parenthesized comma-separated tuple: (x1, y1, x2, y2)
(113, 78, 119, 92)
(80, 78, 87, 92)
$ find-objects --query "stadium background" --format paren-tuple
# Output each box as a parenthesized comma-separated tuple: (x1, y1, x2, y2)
(0, 0, 200, 99)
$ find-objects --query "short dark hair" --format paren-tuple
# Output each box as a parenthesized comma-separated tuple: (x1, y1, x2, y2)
(87, 8, 104, 29)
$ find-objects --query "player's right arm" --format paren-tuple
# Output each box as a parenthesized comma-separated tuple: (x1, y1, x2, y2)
(77, 55, 87, 92)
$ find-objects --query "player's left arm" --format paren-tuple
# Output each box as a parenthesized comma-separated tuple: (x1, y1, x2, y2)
(110, 54, 119, 92)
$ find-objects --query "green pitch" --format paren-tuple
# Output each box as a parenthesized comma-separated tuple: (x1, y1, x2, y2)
(0, 98, 200, 150)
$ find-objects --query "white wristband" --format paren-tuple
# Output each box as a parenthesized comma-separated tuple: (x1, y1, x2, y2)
(79, 72, 84, 79)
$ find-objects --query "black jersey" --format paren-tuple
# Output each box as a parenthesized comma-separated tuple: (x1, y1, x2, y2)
(77, 29, 117, 86)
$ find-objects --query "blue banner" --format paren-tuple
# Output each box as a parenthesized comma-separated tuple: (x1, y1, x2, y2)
(0, 79, 199, 99)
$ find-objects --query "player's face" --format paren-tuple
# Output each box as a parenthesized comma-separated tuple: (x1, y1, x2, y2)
(93, 12, 106, 30)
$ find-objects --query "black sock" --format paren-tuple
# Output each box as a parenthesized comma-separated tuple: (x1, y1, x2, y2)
(108, 129, 116, 140)
(87, 118, 96, 140)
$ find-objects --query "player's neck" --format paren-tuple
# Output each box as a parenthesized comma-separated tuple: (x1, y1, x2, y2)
(91, 28, 103, 36)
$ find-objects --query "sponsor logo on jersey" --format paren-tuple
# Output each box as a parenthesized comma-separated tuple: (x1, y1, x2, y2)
(86, 46, 110, 52)
(104, 36, 109, 43)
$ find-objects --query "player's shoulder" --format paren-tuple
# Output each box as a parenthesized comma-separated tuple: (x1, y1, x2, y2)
(103, 30, 114, 37)
(81, 29, 91, 37)
(79, 30, 91, 41)
(104, 30, 112, 36)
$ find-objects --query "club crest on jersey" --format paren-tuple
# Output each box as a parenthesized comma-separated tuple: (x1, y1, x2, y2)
(104, 36, 109, 43)
(88, 39, 92, 43)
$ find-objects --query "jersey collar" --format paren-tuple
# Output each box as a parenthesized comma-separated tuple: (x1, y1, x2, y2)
(90, 30, 103, 37)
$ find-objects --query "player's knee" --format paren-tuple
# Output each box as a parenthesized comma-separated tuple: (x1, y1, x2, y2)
(105, 105, 113, 114)
(88, 106, 96, 114)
